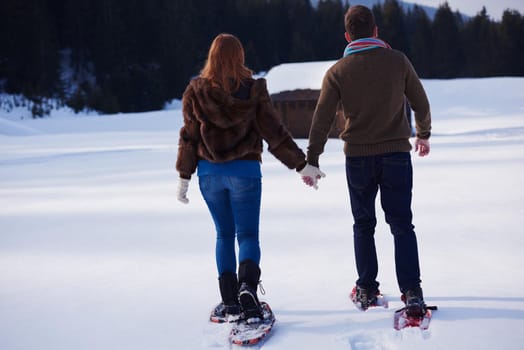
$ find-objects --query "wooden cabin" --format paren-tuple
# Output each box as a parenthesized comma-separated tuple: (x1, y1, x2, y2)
(270, 89, 344, 138)
(265, 60, 344, 139)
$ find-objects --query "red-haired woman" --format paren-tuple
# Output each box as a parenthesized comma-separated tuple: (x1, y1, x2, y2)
(176, 33, 321, 323)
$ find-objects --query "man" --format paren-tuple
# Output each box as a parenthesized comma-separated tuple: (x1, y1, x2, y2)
(301, 5, 431, 316)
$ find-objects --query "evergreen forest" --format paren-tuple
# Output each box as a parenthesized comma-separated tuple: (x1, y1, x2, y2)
(1, 0, 523, 116)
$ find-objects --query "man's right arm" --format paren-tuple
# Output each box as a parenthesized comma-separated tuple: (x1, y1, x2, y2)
(307, 70, 340, 167)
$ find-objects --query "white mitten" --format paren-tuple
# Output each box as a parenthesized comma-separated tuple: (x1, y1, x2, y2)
(299, 164, 326, 190)
(177, 178, 190, 204)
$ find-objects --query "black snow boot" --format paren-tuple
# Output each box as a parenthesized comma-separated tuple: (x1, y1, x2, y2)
(238, 260, 263, 321)
(352, 285, 380, 310)
(210, 272, 240, 322)
(402, 285, 426, 317)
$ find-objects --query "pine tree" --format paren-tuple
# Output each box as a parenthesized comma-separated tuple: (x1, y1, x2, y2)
(155, 0, 202, 98)
(380, 0, 409, 54)
(498, 9, 524, 76)
(313, 0, 347, 60)
(463, 7, 497, 77)
(432, 2, 465, 78)
(406, 5, 433, 77)
(236, 0, 271, 71)
(1, 0, 59, 99)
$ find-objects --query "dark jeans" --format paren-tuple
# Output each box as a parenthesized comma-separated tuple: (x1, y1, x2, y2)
(345, 152, 421, 292)
(199, 175, 261, 276)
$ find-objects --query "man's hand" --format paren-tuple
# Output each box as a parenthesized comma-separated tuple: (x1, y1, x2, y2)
(415, 138, 430, 157)
(299, 164, 326, 190)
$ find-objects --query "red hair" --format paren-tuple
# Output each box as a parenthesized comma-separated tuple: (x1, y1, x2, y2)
(200, 34, 253, 94)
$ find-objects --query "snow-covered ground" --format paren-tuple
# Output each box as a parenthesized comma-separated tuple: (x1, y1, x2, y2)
(1, 77, 524, 349)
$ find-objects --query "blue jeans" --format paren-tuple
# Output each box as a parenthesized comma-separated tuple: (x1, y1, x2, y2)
(199, 175, 261, 276)
(345, 152, 421, 292)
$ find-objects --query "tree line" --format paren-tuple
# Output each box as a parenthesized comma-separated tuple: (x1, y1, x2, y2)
(0, 0, 523, 116)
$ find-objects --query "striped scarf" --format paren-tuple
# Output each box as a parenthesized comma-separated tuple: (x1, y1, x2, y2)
(343, 37, 391, 57)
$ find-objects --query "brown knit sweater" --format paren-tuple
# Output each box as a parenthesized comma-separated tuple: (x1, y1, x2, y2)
(307, 48, 431, 166)
(176, 77, 306, 179)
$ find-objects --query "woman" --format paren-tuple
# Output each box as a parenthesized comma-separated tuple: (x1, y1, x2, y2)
(175, 33, 320, 323)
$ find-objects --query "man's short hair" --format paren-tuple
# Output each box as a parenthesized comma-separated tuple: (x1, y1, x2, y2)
(344, 5, 376, 40)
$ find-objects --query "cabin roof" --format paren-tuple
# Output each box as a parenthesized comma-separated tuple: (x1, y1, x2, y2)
(264, 60, 336, 94)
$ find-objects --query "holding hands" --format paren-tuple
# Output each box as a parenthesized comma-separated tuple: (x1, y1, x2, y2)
(178, 162, 327, 204)
(299, 164, 326, 190)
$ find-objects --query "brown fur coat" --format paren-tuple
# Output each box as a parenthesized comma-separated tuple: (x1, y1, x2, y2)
(176, 77, 306, 179)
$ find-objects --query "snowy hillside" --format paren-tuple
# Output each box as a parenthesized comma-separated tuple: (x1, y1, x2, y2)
(1, 77, 524, 350)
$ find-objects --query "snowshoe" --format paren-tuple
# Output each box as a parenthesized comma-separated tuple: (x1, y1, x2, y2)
(209, 302, 241, 323)
(230, 302, 275, 345)
(350, 286, 388, 311)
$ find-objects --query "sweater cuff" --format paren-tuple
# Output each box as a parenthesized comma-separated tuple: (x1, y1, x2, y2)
(295, 161, 307, 172)
(416, 131, 431, 139)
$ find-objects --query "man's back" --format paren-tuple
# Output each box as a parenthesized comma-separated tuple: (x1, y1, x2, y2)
(308, 47, 431, 162)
